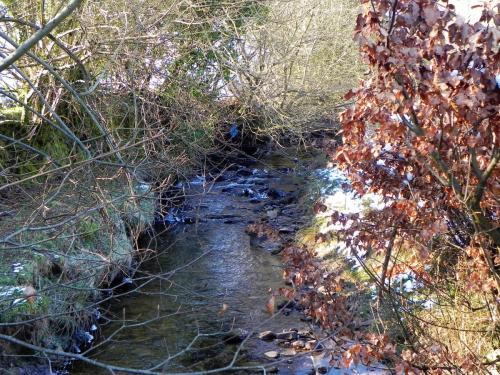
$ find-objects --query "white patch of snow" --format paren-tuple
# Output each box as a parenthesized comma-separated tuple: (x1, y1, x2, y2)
(84, 332, 94, 343)
(190, 175, 206, 186)
(403, 279, 415, 292)
(422, 299, 435, 309)
(136, 183, 150, 193)
(12, 263, 24, 273)
(0, 286, 24, 297)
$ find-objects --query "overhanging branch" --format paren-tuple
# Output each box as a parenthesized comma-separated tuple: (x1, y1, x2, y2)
(0, 0, 83, 72)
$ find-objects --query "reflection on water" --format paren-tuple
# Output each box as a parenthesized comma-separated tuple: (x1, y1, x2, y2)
(78, 224, 290, 372)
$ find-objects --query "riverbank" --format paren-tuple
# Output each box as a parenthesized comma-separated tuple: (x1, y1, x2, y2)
(0, 166, 156, 373)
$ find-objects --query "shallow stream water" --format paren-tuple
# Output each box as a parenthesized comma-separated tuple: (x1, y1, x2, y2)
(71, 152, 324, 374)
(72, 152, 385, 375)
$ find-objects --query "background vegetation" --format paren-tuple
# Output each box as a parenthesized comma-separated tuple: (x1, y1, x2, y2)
(0, 0, 361, 372)
(1, 0, 497, 374)
(282, 1, 499, 374)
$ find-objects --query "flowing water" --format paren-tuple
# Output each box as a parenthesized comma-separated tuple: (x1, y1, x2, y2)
(73, 152, 386, 375)
(73, 152, 329, 374)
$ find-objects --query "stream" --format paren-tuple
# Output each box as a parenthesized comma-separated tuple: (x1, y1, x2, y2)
(72, 151, 384, 375)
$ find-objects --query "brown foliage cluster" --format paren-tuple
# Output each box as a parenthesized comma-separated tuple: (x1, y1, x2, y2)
(337, 0, 499, 255)
(245, 223, 281, 241)
(280, 243, 397, 369)
(283, 1, 499, 373)
(336, 0, 499, 298)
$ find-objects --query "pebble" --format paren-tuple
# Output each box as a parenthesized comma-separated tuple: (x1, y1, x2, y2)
(292, 340, 305, 349)
(298, 329, 314, 338)
(305, 340, 317, 351)
(276, 339, 291, 347)
(258, 330, 276, 341)
(281, 348, 297, 357)
(264, 351, 279, 359)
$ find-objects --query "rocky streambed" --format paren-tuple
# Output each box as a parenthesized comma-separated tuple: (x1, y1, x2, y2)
(70, 151, 386, 375)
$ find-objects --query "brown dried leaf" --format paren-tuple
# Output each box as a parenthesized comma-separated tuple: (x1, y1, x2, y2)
(266, 295, 275, 315)
(422, 5, 440, 26)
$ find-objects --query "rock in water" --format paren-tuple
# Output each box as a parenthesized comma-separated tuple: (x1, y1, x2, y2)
(267, 188, 286, 199)
(266, 208, 279, 219)
(258, 331, 276, 341)
(264, 351, 279, 359)
(281, 348, 297, 357)
(270, 247, 283, 255)
(277, 300, 296, 309)
(292, 340, 306, 349)
(222, 328, 249, 344)
(276, 331, 298, 340)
